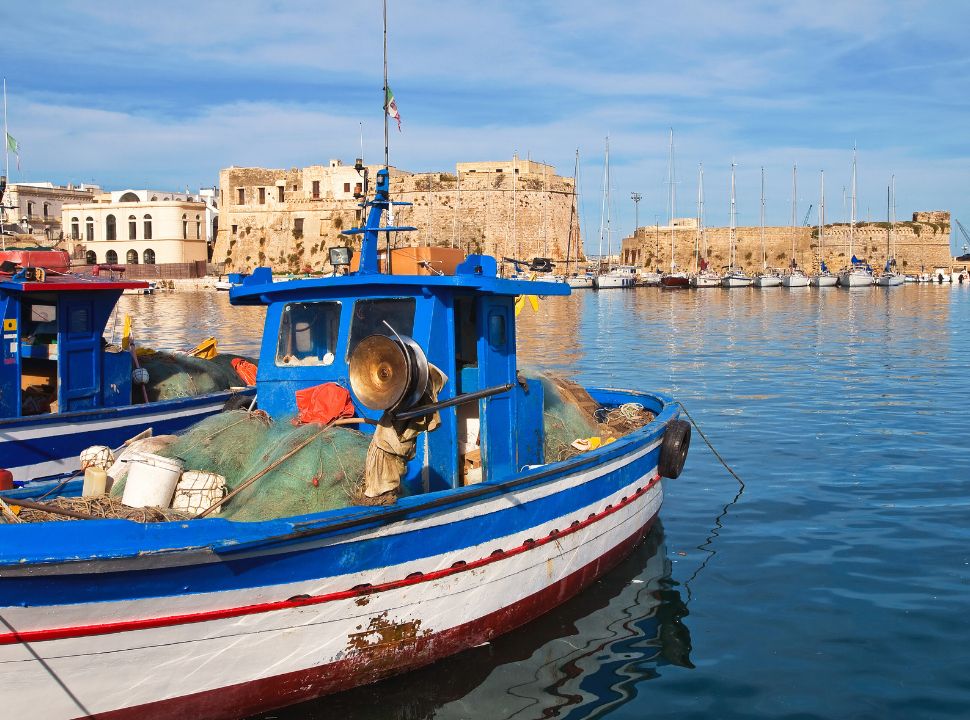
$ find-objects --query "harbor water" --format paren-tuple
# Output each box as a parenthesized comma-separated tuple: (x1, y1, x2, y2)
(118, 284, 970, 719)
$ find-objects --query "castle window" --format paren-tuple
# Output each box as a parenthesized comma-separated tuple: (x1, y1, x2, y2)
(232, 224, 238, 235)
(277, 186, 284, 202)
(258, 187, 266, 204)
(237, 188, 245, 204)
(312, 180, 320, 199)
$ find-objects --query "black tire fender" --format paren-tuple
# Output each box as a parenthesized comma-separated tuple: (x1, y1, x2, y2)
(223, 394, 254, 412)
(658, 419, 691, 479)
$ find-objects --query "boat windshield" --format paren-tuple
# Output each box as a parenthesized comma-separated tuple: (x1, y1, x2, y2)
(347, 297, 416, 359)
(276, 301, 341, 366)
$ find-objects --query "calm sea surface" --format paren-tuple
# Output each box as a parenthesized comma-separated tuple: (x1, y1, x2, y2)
(118, 284, 970, 720)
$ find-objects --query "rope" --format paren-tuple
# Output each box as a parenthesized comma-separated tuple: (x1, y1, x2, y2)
(677, 401, 745, 490)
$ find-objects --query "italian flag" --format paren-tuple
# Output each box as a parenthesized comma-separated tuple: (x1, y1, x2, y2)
(385, 86, 401, 131)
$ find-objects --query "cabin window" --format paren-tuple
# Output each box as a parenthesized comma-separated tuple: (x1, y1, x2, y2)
(128, 215, 137, 240)
(105, 250, 118, 264)
(276, 301, 341, 367)
(106, 214, 117, 241)
(347, 298, 416, 359)
(488, 311, 507, 349)
(127, 249, 139, 264)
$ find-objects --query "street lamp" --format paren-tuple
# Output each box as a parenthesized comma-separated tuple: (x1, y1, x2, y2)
(630, 192, 642, 237)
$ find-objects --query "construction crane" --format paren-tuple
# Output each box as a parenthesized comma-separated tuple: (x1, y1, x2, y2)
(956, 219, 970, 246)
(802, 203, 814, 226)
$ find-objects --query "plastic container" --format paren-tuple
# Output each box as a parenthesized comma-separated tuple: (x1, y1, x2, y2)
(82, 467, 107, 497)
(121, 453, 184, 508)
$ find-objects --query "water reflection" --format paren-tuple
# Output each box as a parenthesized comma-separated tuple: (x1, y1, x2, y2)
(251, 524, 692, 720)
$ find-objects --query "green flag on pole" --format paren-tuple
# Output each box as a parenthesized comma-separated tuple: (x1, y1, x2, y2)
(5, 132, 20, 170)
(385, 86, 401, 132)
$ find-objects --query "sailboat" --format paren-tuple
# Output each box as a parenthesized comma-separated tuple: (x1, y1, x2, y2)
(660, 129, 689, 288)
(593, 136, 635, 289)
(691, 163, 720, 288)
(721, 162, 753, 287)
(875, 175, 904, 286)
(753, 167, 781, 287)
(811, 170, 838, 286)
(781, 163, 810, 287)
(837, 146, 873, 287)
(564, 149, 593, 289)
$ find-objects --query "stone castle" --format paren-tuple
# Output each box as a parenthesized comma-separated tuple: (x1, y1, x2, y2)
(621, 211, 953, 274)
(213, 157, 582, 273)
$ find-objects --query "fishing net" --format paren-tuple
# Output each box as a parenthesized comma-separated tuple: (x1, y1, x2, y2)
(109, 410, 369, 522)
(520, 370, 600, 462)
(16, 496, 193, 523)
(136, 351, 253, 401)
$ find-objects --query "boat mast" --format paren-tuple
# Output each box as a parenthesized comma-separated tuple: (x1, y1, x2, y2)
(382, 0, 391, 273)
(597, 137, 608, 273)
(667, 128, 676, 272)
(695, 163, 704, 273)
(729, 161, 737, 271)
(891, 173, 896, 263)
(819, 170, 825, 268)
(2, 77, 8, 249)
(605, 138, 612, 267)
(849, 145, 857, 261)
(760, 166, 766, 270)
(565, 148, 579, 272)
(790, 162, 797, 267)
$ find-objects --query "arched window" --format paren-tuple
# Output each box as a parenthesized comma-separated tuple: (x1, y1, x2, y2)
(143, 248, 156, 264)
(43, 203, 49, 218)
(196, 214, 202, 239)
(143, 214, 152, 240)
(182, 214, 188, 240)
(126, 249, 139, 264)
(105, 250, 118, 264)
(27, 201, 34, 217)
(71, 217, 79, 240)
(128, 215, 137, 240)
(85, 250, 97, 265)
(85, 217, 94, 242)
(119, 191, 140, 202)
(151, 195, 158, 201)
(105, 214, 117, 241)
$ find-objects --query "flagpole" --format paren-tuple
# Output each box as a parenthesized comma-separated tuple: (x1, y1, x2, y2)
(2, 78, 8, 248)
(382, 0, 392, 274)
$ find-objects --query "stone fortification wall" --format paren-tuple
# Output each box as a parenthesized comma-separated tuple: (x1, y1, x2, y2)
(213, 160, 581, 274)
(622, 212, 952, 273)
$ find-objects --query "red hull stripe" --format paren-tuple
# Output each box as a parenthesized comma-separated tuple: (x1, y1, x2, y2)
(0, 475, 660, 647)
(92, 516, 657, 720)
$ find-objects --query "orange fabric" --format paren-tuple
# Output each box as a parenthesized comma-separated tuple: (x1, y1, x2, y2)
(295, 383, 356, 425)
(231, 358, 258, 386)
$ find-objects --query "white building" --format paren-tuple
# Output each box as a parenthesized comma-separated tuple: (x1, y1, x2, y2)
(61, 198, 209, 265)
(0, 182, 100, 240)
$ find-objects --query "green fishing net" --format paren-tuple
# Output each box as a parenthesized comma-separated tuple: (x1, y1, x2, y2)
(110, 410, 369, 521)
(522, 371, 600, 462)
(137, 352, 251, 401)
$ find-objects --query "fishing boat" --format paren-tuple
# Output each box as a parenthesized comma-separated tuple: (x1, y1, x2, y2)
(811, 171, 838, 287)
(0, 170, 692, 719)
(660, 130, 689, 289)
(0, 267, 253, 484)
(721, 162, 752, 288)
(875, 176, 904, 287)
(837, 147, 873, 287)
(753, 167, 781, 288)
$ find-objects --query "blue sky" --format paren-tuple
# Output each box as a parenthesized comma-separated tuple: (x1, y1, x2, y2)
(4, 1, 970, 252)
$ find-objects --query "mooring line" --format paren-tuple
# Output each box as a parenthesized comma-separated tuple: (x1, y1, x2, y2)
(677, 401, 745, 490)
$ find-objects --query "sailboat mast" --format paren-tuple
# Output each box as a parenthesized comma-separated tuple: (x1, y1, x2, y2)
(791, 163, 797, 264)
(730, 162, 737, 270)
(566, 148, 579, 271)
(760, 167, 766, 269)
(819, 170, 825, 263)
(891, 173, 896, 260)
(699, 163, 706, 262)
(597, 137, 608, 271)
(667, 128, 676, 271)
(695, 163, 704, 273)
(850, 146, 857, 259)
(605, 138, 612, 264)
(382, 0, 391, 273)
(1, 78, 7, 248)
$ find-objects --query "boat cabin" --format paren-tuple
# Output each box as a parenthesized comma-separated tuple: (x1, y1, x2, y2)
(0, 273, 146, 417)
(231, 169, 570, 495)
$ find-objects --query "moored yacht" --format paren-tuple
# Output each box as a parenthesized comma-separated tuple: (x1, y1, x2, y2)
(754, 270, 782, 287)
(781, 267, 811, 287)
(721, 162, 751, 288)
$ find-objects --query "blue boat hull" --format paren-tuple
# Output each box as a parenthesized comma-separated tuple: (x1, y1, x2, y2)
(0, 388, 679, 720)
(0, 389, 254, 484)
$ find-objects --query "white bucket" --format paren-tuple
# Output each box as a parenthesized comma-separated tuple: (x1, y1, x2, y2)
(121, 452, 184, 508)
